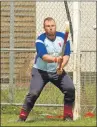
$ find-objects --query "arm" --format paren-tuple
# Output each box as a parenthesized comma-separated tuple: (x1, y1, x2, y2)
(57, 55, 70, 74)
(36, 40, 62, 63)
(61, 55, 70, 69)
(42, 54, 62, 63)
(42, 54, 55, 63)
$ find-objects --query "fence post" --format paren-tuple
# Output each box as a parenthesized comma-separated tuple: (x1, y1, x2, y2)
(9, 1, 15, 103)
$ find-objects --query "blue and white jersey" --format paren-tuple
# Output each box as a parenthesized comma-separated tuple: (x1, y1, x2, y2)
(33, 31, 71, 72)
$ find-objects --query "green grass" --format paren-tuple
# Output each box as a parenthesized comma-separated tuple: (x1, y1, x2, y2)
(1, 106, 96, 126)
(1, 83, 96, 126)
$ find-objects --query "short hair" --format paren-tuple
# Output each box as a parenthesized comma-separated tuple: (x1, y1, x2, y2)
(44, 17, 55, 26)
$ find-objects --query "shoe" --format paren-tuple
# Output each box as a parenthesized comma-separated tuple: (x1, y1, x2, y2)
(17, 118, 25, 122)
(18, 108, 28, 122)
(64, 116, 73, 121)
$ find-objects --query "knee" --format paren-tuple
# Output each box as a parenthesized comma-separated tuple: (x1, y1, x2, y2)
(68, 86, 75, 99)
(27, 90, 39, 100)
(64, 87, 75, 102)
(64, 86, 75, 95)
(70, 86, 75, 94)
(66, 88, 75, 97)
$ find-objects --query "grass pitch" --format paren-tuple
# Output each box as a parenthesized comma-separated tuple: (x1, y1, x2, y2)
(1, 83, 96, 126)
(1, 105, 96, 126)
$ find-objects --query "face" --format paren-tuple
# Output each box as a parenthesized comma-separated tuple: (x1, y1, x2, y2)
(44, 20, 56, 37)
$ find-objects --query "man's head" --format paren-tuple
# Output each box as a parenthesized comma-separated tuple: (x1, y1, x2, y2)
(43, 17, 56, 40)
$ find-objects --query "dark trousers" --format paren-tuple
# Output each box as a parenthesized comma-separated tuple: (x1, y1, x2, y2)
(22, 67, 75, 113)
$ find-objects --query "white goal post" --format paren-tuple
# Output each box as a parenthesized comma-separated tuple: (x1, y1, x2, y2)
(73, 2, 81, 120)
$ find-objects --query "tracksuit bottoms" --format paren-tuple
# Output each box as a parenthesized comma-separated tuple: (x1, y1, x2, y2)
(19, 67, 75, 120)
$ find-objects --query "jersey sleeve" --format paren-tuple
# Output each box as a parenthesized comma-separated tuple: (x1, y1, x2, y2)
(36, 42, 48, 58)
(35, 33, 48, 58)
(64, 40, 71, 56)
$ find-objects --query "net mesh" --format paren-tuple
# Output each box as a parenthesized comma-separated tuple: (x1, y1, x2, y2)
(1, 1, 96, 116)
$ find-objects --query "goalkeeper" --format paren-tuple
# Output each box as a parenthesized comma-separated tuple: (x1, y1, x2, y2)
(18, 17, 75, 121)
